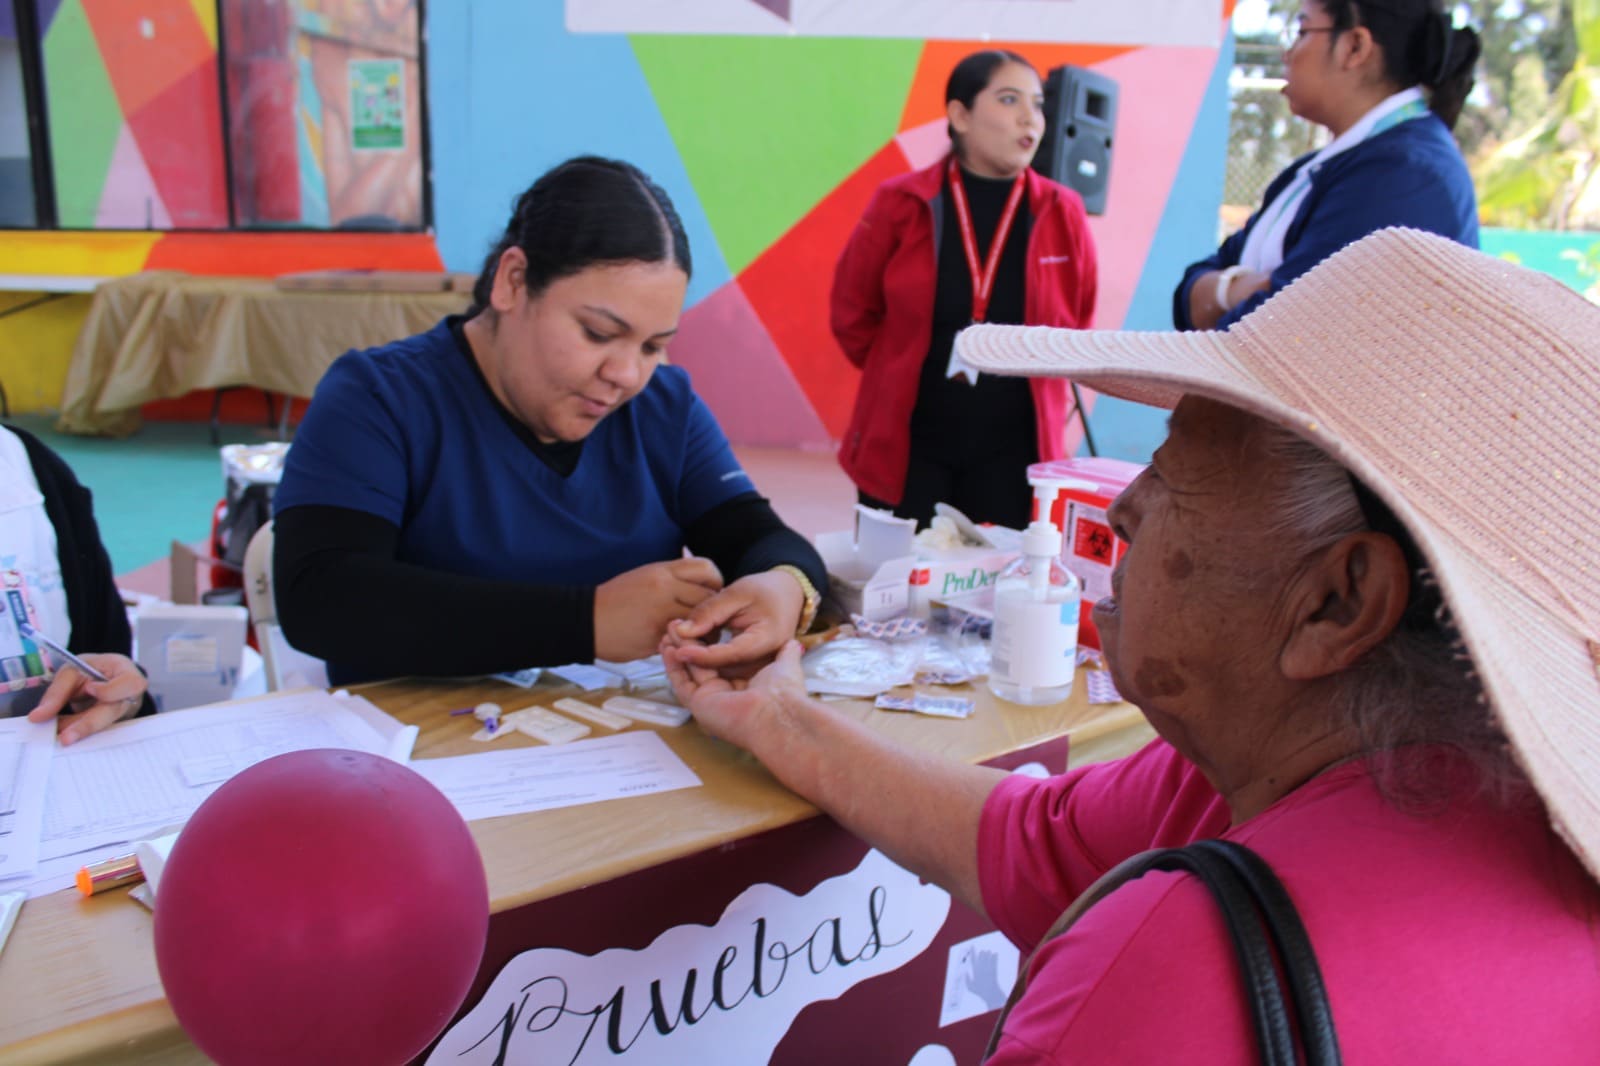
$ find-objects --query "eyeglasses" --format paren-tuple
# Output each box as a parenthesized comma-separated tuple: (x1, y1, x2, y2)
(1280, 19, 1337, 49)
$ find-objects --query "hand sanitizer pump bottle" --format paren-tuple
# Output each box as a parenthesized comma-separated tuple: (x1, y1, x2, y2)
(987, 478, 1081, 706)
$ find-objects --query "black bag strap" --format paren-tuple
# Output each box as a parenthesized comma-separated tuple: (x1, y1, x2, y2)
(982, 839, 1340, 1065)
(1191, 840, 1341, 1064)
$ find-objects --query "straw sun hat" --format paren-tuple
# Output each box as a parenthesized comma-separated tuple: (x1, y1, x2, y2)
(956, 227, 1600, 881)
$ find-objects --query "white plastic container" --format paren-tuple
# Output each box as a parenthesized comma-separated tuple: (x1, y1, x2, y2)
(987, 479, 1082, 706)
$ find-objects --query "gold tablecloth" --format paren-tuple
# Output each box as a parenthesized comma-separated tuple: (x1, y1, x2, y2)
(58, 272, 468, 436)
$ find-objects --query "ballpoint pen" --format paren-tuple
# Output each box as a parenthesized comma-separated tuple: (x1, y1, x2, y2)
(18, 621, 110, 682)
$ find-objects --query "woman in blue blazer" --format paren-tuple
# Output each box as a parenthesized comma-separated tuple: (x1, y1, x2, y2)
(1176, 0, 1480, 330)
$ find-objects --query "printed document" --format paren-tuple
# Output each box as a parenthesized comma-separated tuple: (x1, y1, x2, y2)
(411, 730, 701, 822)
(3, 689, 414, 898)
(0, 716, 52, 880)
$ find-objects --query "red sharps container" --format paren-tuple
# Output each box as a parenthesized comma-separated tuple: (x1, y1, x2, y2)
(1025, 457, 1144, 651)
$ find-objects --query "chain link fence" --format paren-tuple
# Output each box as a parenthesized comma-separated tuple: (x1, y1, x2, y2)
(1220, 40, 1329, 238)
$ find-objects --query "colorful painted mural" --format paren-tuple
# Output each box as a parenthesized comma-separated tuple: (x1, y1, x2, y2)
(41, 0, 227, 228)
(427, 3, 1234, 454)
(18, 0, 423, 230)
(3, 0, 1238, 463)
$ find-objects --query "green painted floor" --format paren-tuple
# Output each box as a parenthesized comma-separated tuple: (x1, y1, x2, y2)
(6, 414, 281, 577)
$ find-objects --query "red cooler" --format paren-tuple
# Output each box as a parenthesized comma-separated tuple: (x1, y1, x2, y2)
(1027, 457, 1144, 650)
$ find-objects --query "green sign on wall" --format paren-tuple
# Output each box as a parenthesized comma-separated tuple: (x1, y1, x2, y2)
(350, 59, 405, 150)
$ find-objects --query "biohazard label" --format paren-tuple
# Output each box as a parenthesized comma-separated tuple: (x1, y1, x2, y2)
(1065, 501, 1122, 602)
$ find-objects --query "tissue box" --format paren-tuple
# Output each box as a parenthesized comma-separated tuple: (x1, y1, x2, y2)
(815, 506, 918, 622)
(816, 504, 1021, 623)
(136, 604, 248, 711)
(815, 531, 916, 621)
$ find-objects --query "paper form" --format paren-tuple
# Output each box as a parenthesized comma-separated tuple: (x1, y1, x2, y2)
(0, 716, 53, 880)
(2, 690, 413, 898)
(410, 730, 701, 822)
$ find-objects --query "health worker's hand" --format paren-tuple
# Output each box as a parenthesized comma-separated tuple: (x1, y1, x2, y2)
(28, 653, 148, 745)
(661, 638, 807, 752)
(594, 556, 723, 662)
(664, 569, 804, 677)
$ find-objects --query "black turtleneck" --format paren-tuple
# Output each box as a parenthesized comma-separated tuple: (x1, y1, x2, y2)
(914, 167, 1036, 447)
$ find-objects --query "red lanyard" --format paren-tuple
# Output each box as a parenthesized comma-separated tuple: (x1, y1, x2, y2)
(947, 155, 1026, 323)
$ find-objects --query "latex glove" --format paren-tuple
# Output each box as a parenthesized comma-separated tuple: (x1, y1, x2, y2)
(28, 652, 149, 745)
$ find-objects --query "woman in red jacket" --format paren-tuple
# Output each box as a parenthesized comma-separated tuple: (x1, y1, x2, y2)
(830, 50, 1098, 529)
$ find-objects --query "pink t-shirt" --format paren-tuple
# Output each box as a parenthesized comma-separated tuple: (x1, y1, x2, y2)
(979, 739, 1600, 1063)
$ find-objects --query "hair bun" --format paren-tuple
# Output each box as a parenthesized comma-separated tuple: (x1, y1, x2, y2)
(1427, 11, 1453, 85)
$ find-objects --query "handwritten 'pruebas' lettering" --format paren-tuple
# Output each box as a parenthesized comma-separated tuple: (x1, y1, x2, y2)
(428, 849, 952, 1065)
(477, 897, 896, 1062)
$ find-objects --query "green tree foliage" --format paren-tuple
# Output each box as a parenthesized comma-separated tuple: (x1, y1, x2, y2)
(1454, 0, 1575, 160)
(1474, 0, 1600, 228)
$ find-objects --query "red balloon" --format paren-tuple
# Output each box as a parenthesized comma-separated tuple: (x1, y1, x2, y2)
(154, 749, 489, 1066)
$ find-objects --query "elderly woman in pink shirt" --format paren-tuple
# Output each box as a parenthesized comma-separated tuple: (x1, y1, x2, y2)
(663, 229, 1600, 1063)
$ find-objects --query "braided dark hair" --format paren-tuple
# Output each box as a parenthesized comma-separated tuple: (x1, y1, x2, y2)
(1321, 0, 1481, 129)
(468, 156, 692, 318)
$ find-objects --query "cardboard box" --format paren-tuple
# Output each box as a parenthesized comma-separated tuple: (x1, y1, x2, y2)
(816, 541, 914, 622)
(136, 604, 249, 711)
(910, 547, 1015, 605)
(815, 506, 1015, 622)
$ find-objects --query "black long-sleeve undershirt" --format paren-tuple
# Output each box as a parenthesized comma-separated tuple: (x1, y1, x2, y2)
(273, 492, 826, 684)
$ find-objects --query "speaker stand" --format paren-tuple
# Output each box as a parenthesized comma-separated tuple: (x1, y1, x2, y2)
(1069, 382, 1099, 457)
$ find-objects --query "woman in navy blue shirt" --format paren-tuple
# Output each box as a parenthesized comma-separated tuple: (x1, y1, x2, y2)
(273, 158, 825, 684)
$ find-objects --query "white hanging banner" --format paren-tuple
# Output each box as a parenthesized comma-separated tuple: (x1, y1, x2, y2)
(566, 0, 1226, 47)
(429, 848, 953, 1064)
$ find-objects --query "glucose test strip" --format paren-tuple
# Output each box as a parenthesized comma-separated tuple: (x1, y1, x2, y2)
(509, 705, 591, 745)
(553, 697, 631, 731)
(601, 695, 692, 727)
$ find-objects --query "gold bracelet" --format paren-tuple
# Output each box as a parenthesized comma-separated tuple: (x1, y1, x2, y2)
(771, 564, 821, 637)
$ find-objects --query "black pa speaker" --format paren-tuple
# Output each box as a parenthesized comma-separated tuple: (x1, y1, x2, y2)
(1032, 65, 1118, 216)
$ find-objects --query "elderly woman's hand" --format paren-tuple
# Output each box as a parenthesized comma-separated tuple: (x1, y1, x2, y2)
(660, 638, 807, 752)
(27, 652, 148, 745)
(663, 569, 804, 676)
